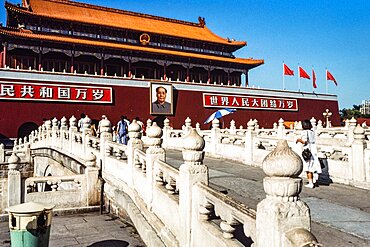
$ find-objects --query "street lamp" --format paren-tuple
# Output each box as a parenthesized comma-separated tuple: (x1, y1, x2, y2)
(323, 109, 332, 128)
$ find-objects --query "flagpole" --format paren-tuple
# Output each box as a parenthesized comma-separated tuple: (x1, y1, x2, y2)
(282, 62, 285, 90)
(312, 66, 314, 93)
(298, 65, 300, 92)
(325, 68, 328, 94)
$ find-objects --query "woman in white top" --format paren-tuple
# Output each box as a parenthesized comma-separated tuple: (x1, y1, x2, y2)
(296, 120, 322, 188)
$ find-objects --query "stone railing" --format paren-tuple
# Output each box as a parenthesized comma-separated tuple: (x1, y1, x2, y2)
(3, 137, 100, 213)
(162, 117, 370, 190)
(13, 115, 320, 247)
(25, 174, 87, 208)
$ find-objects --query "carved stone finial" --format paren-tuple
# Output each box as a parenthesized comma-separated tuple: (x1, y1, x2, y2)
(230, 119, 236, 129)
(310, 117, 317, 127)
(349, 117, 357, 127)
(212, 118, 220, 129)
(8, 152, 20, 170)
(185, 117, 192, 127)
(82, 115, 91, 128)
(183, 128, 205, 151)
(45, 120, 52, 130)
(146, 122, 163, 148)
(263, 140, 302, 178)
(164, 118, 170, 128)
(128, 119, 141, 139)
(317, 120, 323, 129)
(278, 118, 284, 127)
(353, 124, 365, 142)
(146, 122, 162, 139)
(247, 119, 255, 130)
(85, 152, 96, 167)
(69, 115, 77, 127)
(60, 116, 68, 129)
(182, 128, 205, 165)
(146, 119, 152, 128)
(52, 117, 58, 128)
(100, 117, 112, 133)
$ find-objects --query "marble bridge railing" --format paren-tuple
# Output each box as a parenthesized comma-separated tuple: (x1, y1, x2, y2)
(6, 115, 321, 247)
(161, 117, 370, 190)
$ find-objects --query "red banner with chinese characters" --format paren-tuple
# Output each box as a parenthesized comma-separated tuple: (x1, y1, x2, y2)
(203, 93, 298, 111)
(0, 81, 112, 103)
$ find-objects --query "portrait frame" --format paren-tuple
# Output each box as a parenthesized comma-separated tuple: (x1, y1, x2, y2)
(150, 82, 174, 115)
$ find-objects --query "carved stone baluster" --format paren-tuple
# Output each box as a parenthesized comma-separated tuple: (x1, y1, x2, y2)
(141, 160, 146, 173)
(155, 170, 164, 185)
(134, 154, 142, 169)
(114, 148, 122, 160)
(165, 177, 176, 194)
(199, 201, 214, 221)
(105, 145, 113, 157)
(74, 178, 82, 189)
(220, 218, 238, 239)
(47, 180, 60, 192)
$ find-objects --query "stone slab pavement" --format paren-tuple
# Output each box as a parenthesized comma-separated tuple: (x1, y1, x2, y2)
(166, 150, 370, 247)
(0, 213, 145, 247)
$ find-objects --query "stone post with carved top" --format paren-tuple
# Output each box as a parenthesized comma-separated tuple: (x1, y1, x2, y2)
(99, 117, 113, 171)
(85, 152, 99, 206)
(162, 118, 171, 149)
(256, 140, 319, 247)
(245, 119, 255, 164)
(144, 122, 163, 206)
(210, 118, 220, 155)
(352, 125, 366, 184)
(127, 120, 144, 187)
(179, 128, 208, 247)
(7, 152, 21, 207)
(69, 115, 78, 153)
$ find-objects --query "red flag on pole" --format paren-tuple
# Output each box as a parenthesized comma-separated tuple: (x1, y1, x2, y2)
(312, 69, 317, 88)
(299, 66, 310, 79)
(326, 70, 337, 85)
(283, 64, 294, 76)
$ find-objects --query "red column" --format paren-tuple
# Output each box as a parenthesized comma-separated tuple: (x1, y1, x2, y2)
(186, 65, 190, 82)
(128, 59, 132, 77)
(207, 67, 211, 83)
(163, 63, 167, 80)
(38, 50, 42, 71)
(227, 70, 230, 85)
(100, 55, 104, 76)
(70, 54, 74, 73)
(2, 44, 7, 68)
(0, 51, 3, 68)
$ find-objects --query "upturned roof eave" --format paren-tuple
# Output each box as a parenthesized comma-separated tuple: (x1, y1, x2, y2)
(0, 26, 264, 68)
(5, 1, 247, 49)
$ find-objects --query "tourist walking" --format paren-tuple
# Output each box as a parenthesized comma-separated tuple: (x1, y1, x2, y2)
(117, 115, 128, 145)
(78, 113, 86, 132)
(296, 119, 322, 188)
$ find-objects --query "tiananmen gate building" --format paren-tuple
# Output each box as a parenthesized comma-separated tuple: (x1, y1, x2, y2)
(0, 0, 339, 142)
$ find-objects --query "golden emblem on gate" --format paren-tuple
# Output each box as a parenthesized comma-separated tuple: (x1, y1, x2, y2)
(139, 33, 150, 45)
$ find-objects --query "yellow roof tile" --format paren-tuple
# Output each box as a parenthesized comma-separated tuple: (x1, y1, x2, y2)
(14, 0, 247, 47)
(0, 27, 264, 67)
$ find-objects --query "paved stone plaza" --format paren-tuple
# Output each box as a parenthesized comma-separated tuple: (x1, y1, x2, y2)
(1, 149, 369, 247)
(165, 150, 370, 247)
(0, 213, 145, 247)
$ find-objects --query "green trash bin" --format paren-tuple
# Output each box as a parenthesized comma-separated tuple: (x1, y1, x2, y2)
(6, 202, 54, 247)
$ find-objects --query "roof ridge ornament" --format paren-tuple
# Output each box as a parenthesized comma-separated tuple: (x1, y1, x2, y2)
(198, 16, 206, 27)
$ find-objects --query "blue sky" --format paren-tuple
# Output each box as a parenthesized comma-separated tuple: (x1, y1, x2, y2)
(1, 0, 369, 109)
